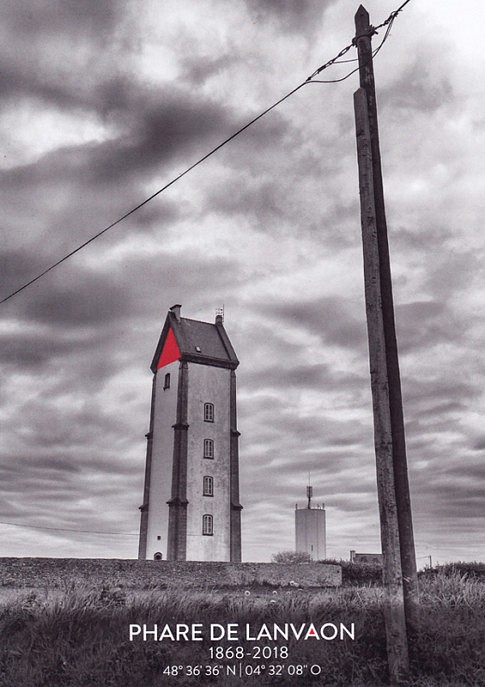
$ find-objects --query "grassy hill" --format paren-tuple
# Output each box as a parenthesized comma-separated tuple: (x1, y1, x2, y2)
(0, 559, 483, 686)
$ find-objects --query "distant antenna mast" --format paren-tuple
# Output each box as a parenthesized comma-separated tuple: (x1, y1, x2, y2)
(306, 481, 313, 509)
(306, 472, 313, 508)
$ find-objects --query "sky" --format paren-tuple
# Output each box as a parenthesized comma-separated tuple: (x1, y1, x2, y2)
(0, 0, 484, 566)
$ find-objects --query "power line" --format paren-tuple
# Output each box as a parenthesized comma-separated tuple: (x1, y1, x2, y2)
(308, 4, 400, 84)
(0, 0, 412, 306)
(374, 0, 413, 31)
(305, 42, 354, 81)
(0, 520, 138, 536)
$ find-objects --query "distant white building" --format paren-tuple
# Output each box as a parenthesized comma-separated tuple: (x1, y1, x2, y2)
(350, 551, 383, 565)
(295, 485, 326, 560)
(138, 304, 242, 562)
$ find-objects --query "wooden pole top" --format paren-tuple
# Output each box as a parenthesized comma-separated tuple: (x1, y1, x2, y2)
(355, 5, 370, 32)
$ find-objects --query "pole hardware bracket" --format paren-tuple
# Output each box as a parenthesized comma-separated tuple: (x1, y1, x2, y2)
(352, 26, 377, 46)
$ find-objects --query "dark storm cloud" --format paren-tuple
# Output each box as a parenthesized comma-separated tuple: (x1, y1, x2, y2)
(404, 451, 485, 530)
(2, 191, 243, 328)
(0, 83, 259, 318)
(9, 401, 129, 452)
(206, 178, 286, 222)
(0, 0, 129, 110)
(424, 249, 479, 301)
(435, 460, 485, 484)
(0, 324, 122, 399)
(0, 497, 25, 519)
(395, 300, 450, 352)
(0, 383, 145, 530)
(240, 396, 374, 465)
(181, 54, 237, 85)
(0, 0, 122, 38)
(0, 246, 244, 392)
(259, 297, 367, 349)
(379, 51, 453, 115)
(1, 259, 137, 371)
(201, 99, 357, 234)
(243, 362, 332, 389)
(390, 224, 456, 261)
(1, 249, 49, 296)
(240, 370, 371, 446)
(263, 449, 373, 481)
(403, 375, 478, 411)
(120, 250, 247, 310)
(243, 0, 334, 33)
(82, 91, 239, 184)
(415, 481, 485, 523)
(0, 329, 89, 370)
(23, 274, 130, 327)
(0, 0, 255, 297)
(0, 62, 132, 117)
(215, 108, 291, 173)
(1, 89, 237, 185)
(242, 454, 379, 553)
(0, 471, 137, 537)
(233, 321, 303, 367)
(472, 436, 485, 451)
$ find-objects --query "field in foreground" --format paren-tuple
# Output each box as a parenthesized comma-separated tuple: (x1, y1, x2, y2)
(0, 566, 484, 686)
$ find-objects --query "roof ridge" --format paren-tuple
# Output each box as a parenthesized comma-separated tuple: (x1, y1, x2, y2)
(180, 316, 215, 326)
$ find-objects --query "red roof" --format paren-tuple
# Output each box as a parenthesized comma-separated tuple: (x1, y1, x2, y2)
(156, 327, 181, 369)
(151, 307, 239, 372)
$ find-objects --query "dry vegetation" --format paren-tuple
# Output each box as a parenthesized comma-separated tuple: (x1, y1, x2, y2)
(0, 562, 484, 686)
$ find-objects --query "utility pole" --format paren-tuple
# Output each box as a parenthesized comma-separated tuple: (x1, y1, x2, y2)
(353, 4, 418, 683)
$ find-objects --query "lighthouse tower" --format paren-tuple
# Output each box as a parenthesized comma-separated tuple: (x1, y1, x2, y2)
(138, 305, 242, 562)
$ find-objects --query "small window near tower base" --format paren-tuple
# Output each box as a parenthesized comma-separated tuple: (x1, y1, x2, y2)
(204, 403, 214, 422)
(202, 514, 213, 535)
(163, 373, 170, 390)
(203, 439, 214, 459)
(154, 552, 163, 560)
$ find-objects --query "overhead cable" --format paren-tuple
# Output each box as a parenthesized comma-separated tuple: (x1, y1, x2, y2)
(0, 520, 138, 536)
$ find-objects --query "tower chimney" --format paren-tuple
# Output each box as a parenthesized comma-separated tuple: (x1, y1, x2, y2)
(170, 304, 182, 322)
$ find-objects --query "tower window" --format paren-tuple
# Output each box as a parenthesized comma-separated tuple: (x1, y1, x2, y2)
(204, 403, 214, 422)
(202, 514, 213, 536)
(203, 476, 214, 497)
(203, 439, 214, 459)
(163, 373, 170, 390)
